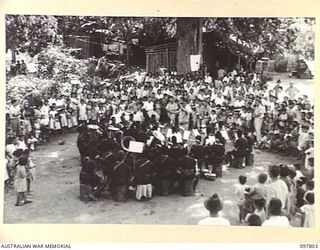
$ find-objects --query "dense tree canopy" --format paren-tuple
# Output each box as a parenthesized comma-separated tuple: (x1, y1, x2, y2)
(6, 15, 314, 61)
(6, 15, 61, 57)
(56, 16, 176, 45)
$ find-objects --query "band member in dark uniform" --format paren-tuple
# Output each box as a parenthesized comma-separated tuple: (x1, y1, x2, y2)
(133, 157, 154, 201)
(79, 156, 105, 201)
(176, 148, 198, 196)
(232, 130, 249, 169)
(100, 151, 117, 180)
(166, 136, 184, 159)
(152, 153, 175, 196)
(211, 138, 225, 177)
(189, 135, 206, 172)
(109, 150, 130, 202)
(77, 125, 101, 163)
(244, 129, 255, 166)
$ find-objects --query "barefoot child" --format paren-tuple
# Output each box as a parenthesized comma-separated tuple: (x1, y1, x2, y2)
(14, 156, 32, 206)
(23, 149, 36, 195)
(235, 175, 249, 223)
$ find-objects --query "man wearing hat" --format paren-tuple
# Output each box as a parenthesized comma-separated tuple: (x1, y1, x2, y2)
(198, 193, 231, 225)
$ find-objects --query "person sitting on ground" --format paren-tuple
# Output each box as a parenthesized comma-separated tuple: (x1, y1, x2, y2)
(262, 198, 290, 227)
(198, 193, 231, 226)
(79, 156, 105, 201)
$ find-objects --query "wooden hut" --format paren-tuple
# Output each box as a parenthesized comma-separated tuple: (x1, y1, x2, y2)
(145, 42, 177, 73)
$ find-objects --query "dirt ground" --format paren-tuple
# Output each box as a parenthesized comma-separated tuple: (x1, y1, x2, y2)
(3, 132, 302, 226)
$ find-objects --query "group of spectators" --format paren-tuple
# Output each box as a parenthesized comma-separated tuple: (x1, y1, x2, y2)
(6, 64, 314, 169)
(200, 162, 314, 227)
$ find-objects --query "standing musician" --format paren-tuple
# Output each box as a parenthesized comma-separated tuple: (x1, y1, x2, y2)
(189, 135, 206, 172)
(211, 138, 225, 178)
(231, 130, 249, 169)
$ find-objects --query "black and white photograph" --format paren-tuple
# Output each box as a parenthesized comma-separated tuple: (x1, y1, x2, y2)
(4, 15, 315, 227)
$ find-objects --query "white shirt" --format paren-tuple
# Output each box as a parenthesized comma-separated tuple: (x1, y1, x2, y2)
(254, 105, 265, 119)
(40, 105, 50, 117)
(9, 105, 21, 117)
(17, 140, 27, 150)
(155, 93, 163, 100)
(305, 147, 314, 170)
(6, 144, 17, 157)
(143, 101, 154, 112)
(235, 184, 249, 203)
(215, 96, 225, 106)
(135, 74, 145, 84)
(198, 216, 231, 226)
(277, 91, 286, 103)
(204, 76, 213, 83)
(301, 204, 314, 227)
(262, 216, 290, 227)
(48, 98, 57, 106)
(298, 132, 309, 150)
(133, 110, 144, 122)
(234, 100, 245, 108)
(268, 179, 289, 210)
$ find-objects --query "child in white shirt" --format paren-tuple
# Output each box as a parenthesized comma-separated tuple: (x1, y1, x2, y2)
(300, 192, 314, 227)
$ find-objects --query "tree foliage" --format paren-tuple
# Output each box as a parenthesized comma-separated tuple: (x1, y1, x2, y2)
(203, 17, 315, 60)
(6, 15, 314, 61)
(6, 15, 61, 57)
(56, 16, 176, 45)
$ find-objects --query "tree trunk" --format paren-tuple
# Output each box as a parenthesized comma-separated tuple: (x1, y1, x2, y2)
(126, 43, 131, 66)
(176, 18, 202, 75)
(10, 46, 16, 62)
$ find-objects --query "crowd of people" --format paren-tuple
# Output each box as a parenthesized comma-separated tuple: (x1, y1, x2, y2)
(4, 61, 314, 226)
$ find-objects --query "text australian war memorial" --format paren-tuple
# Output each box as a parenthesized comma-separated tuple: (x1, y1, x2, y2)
(4, 16, 315, 226)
